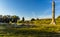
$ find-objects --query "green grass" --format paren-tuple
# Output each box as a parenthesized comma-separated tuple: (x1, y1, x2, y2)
(1, 18, 60, 37)
(0, 28, 58, 37)
(0, 24, 60, 37)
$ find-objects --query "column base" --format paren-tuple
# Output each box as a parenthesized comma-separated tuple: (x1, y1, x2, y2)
(50, 22, 56, 25)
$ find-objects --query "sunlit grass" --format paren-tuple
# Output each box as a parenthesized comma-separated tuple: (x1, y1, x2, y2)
(0, 18, 60, 37)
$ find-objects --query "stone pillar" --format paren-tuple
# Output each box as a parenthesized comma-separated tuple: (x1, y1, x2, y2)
(51, 0, 56, 25)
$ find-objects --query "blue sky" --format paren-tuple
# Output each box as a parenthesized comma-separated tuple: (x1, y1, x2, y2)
(0, 0, 60, 20)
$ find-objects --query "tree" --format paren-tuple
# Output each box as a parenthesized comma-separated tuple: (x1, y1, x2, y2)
(2, 15, 11, 23)
(31, 18, 35, 21)
(0, 15, 20, 23)
(36, 18, 39, 20)
(57, 16, 60, 19)
(22, 17, 25, 22)
(2, 16, 8, 23)
(11, 15, 20, 23)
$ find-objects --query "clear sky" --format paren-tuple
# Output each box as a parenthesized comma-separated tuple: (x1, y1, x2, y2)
(0, 0, 60, 20)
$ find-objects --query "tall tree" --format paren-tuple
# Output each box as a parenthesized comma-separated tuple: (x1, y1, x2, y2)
(22, 17, 25, 22)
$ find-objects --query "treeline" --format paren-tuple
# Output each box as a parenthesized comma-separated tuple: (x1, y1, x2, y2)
(0, 15, 20, 23)
(0, 15, 60, 23)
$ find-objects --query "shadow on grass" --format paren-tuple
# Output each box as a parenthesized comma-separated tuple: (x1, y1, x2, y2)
(1, 28, 60, 37)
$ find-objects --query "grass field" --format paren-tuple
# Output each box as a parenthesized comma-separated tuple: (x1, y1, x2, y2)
(0, 24, 60, 37)
(0, 17, 60, 37)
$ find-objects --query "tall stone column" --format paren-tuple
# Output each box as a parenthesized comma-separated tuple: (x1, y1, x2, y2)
(51, 0, 56, 25)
